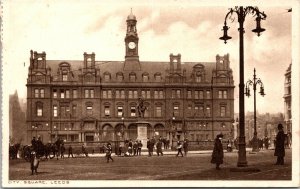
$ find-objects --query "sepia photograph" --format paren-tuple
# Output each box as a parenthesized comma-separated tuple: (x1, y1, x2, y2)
(1, 0, 299, 187)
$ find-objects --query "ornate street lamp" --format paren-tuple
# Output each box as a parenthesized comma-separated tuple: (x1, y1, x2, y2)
(220, 6, 266, 167)
(245, 68, 265, 152)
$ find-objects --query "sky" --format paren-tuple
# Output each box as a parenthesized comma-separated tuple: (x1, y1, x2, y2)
(2, 0, 294, 114)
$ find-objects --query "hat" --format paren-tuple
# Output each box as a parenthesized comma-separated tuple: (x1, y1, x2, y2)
(278, 124, 283, 129)
(217, 134, 224, 138)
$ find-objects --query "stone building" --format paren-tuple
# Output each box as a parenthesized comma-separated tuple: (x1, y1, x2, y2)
(26, 11, 235, 144)
(283, 63, 292, 133)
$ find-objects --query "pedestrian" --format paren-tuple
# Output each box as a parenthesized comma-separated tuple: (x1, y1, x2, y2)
(176, 141, 183, 157)
(31, 137, 37, 151)
(137, 140, 143, 156)
(133, 141, 138, 156)
(82, 144, 88, 157)
(264, 136, 269, 150)
(156, 140, 163, 156)
(274, 124, 285, 165)
(147, 138, 151, 157)
(183, 139, 189, 156)
(211, 134, 224, 170)
(60, 143, 65, 158)
(118, 143, 123, 156)
(128, 139, 133, 156)
(68, 145, 74, 158)
(105, 143, 114, 163)
(30, 151, 40, 175)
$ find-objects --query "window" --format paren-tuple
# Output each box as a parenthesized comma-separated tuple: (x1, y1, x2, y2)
(53, 105, 58, 117)
(62, 73, 68, 81)
(117, 74, 124, 82)
(85, 89, 94, 98)
(133, 90, 138, 98)
(40, 89, 44, 98)
(172, 90, 181, 98)
(154, 91, 158, 99)
(195, 90, 199, 99)
(72, 105, 77, 117)
(117, 106, 123, 117)
(220, 106, 226, 117)
(104, 74, 110, 82)
(129, 73, 136, 82)
(206, 106, 211, 117)
(143, 74, 149, 82)
(155, 73, 162, 82)
(36, 102, 43, 117)
(90, 89, 95, 98)
(60, 89, 65, 98)
(66, 90, 70, 98)
(206, 90, 211, 99)
(130, 106, 136, 117)
(85, 89, 89, 98)
(53, 89, 57, 98)
(61, 105, 70, 118)
(116, 90, 120, 98)
(196, 76, 201, 82)
(141, 90, 151, 99)
(121, 90, 125, 99)
(128, 90, 133, 99)
(34, 89, 39, 98)
(187, 90, 192, 99)
(218, 90, 227, 99)
(174, 105, 179, 117)
(86, 105, 93, 115)
(155, 106, 162, 117)
(199, 91, 204, 99)
(104, 106, 110, 117)
(159, 90, 163, 99)
(73, 89, 77, 98)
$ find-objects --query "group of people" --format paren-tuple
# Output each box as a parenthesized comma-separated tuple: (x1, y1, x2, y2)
(211, 123, 287, 170)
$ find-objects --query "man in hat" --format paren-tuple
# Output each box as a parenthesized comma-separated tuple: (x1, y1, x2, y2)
(106, 143, 114, 163)
(211, 134, 224, 170)
(274, 124, 285, 165)
(176, 141, 184, 157)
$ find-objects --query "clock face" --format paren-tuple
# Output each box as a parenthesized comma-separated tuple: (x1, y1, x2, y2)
(128, 42, 136, 49)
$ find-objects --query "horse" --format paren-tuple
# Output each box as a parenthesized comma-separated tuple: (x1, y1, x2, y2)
(9, 143, 21, 159)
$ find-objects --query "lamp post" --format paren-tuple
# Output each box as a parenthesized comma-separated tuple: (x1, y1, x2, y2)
(121, 116, 125, 139)
(245, 68, 265, 152)
(220, 6, 266, 167)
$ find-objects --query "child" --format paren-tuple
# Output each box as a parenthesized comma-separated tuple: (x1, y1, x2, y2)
(30, 151, 40, 175)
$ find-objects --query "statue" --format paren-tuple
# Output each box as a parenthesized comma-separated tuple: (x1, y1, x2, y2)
(137, 98, 146, 118)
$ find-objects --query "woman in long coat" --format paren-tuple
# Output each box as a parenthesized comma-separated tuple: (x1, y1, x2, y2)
(211, 134, 224, 170)
(274, 123, 285, 165)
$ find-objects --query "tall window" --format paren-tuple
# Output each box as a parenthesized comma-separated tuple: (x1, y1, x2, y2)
(117, 106, 123, 117)
(60, 89, 65, 98)
(53, 105, 58, 117)
(159, 90, 163, 99)
(154, 91, 159, 99)
(62, 73, 68, 81)
(104, 73, 110, 82)
(206, 106, 211, 117)
(218, 90, 227, 99)
(36, 102, 43, 117)
(142, 74, 149, 82)
(223, 91, 227, 99)
(61, 105, 70, 118)
(130, 106, 136, 117)
(155, 73, 162, 82)
(120, 90, 125, 99)
(53, 89, 57, 98)
(206, 90, 211, 99)
(199, 91, 204, 99)
(66, 90, 70, 98)
(196, 76, 201, 82)
(172, 90, 181, 98)
(128, 90, 133, 99)
(34, 89, 39, 98)
(187, 90, 192, 99)
(173, 105, 179, 117)
(72, 105, 77, 117)
(142, 90, 151, 99)
(155, 106, 162, 117)
(195, 90, 199, 99)
(116, 90, 120, 98)
(104, 106, 110, 117)
(90, 89, 95, 98)
(40, 89, 44, 98)
(73, 89, 77, 98)
(117, 73, 124, 82)
(86, 105, 93, 115)
(220, 106, 226, 117)
(133, 90, 138, 98)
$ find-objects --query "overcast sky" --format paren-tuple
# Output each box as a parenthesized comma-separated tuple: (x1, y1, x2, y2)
(2, 0, 294, 114)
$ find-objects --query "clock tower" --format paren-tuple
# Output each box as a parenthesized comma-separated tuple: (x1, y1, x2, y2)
(124, 9, 140, 71)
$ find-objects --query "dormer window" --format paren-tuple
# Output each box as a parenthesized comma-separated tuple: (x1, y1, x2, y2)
(196, 72, 202, 82)
(142, 73, 149, 82)
(154, 73, 162, 82)
(62, 72, 68, 81)
(116, 72, 124, 82)
(129, 72, 136, 82)
(104, 72, 111, 82)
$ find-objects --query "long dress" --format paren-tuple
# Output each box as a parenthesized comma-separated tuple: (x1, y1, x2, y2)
(211, 138, 224, 164)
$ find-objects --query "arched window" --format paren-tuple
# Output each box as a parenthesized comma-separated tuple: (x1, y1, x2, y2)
(116, 72, 124, 82)
(103, 72, 111, 82)
(154, 72, 162, 82)
(142, 72, 149, 82)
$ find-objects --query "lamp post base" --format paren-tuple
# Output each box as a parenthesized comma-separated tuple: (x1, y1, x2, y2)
(237, 136, 248, 167)
(251, 136, 260, 152)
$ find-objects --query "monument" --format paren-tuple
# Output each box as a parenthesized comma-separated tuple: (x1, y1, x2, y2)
(136, 98, 149, 149)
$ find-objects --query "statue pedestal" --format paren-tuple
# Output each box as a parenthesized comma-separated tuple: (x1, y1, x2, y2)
(136, 121, 148, 149)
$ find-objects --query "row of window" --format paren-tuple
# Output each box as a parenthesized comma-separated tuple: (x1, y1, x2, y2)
(35, 102, 227, 118)
(34, 88, 229, 99)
